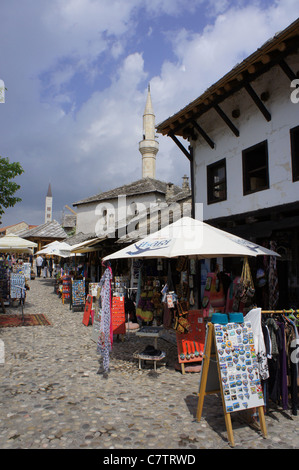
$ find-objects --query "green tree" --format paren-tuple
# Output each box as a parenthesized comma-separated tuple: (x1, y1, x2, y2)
(0, 157, 24, 219)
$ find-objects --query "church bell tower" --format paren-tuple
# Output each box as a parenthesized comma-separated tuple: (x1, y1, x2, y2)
(45, 183, 53, 223)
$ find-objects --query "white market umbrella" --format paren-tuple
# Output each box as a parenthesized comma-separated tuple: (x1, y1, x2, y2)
(103, 217, 279, 261)
(0, 233, 37, 253)
(41, 240, 62, 249)
(36, 241, 72, 258)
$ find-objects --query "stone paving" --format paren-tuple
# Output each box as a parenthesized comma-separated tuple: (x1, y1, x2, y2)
(0, 276, 298, 451)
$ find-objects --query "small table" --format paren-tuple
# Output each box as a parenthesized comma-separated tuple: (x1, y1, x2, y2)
(135, 326, 165, 371)
(133, 351, 166, 371)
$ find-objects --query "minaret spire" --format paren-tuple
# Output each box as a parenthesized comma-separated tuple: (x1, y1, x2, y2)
(139, 84, 159, 179)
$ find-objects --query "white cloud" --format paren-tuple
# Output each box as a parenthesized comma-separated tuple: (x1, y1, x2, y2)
(1, 0, 299, 226)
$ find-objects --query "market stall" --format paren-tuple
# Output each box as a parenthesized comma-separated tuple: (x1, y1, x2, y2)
(102, 216, 278, 373)
(0, 234, 37, 309)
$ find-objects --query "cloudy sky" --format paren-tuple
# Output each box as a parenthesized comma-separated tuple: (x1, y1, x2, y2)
(0, 0, 298, 228)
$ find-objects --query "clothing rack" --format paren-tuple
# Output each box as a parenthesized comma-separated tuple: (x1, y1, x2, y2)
(262, 309, 299, 314)
(260, 307, 298, 417)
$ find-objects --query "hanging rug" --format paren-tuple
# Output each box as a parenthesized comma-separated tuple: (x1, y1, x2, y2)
(0, 314, 51, 328)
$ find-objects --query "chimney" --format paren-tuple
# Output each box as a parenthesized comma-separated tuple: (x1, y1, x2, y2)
(166, 183, 174, 201)
(182, 175, 189, 190)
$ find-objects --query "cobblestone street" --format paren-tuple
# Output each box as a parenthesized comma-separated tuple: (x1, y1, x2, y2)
(0, 277, 298, 451)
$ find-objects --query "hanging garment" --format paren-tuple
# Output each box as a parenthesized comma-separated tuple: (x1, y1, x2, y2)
(244, 307, 269, 380)
(277, 322, 288, 410)
(97, 266, 113, 373)
(285, 319, 298, 415)
(265, 318, 283, 405)
(268, 241, 279, 310)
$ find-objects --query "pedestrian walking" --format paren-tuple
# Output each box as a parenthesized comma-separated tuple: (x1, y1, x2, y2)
(48, 257, 53, 277)
(36, 255, 43, 277)
(42, 257, 49, 278)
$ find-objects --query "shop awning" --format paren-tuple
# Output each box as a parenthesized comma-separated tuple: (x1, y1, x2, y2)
(0, 234, 37, 253)
(70, 237, 106, 254)
(103, 216, 279, 261)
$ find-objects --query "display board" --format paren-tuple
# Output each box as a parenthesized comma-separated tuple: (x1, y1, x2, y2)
(71, 278, 85, 310)
(214, 320, 264, 412)
(62, 275, 71, 304)
(111, 296, 126, 335)
(82, 294, 93, 326)
(10, 273, 25, 299)
(197, 322, 267, 447)
(176, 310, 205, 372)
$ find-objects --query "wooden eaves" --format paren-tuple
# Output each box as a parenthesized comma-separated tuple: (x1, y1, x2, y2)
(156, 18, 299, 154)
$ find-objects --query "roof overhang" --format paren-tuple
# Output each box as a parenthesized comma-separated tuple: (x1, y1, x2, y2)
(70, 237, 106, 253)
(156, 18, 299, 141)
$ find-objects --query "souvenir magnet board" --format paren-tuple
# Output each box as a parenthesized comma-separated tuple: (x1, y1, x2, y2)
(214, 320, 264, 413)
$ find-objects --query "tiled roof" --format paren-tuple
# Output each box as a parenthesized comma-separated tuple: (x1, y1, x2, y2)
(73, 177, 184, 206)
(63, 231, 96, 246)
(18, 220, 68, 239)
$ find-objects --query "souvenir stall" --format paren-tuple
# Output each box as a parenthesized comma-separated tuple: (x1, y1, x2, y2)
(102, 217, 279, 375)
(0, 235, 36, 309)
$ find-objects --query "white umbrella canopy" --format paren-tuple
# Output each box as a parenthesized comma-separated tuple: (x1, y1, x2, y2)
(36, 241, 72, 258)
(0, 233, 37, 253)
(103, 217, 279, 261)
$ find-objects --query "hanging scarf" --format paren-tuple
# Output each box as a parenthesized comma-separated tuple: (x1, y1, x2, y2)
(268, 241, 279, 310)
(97, 265, 113, 372)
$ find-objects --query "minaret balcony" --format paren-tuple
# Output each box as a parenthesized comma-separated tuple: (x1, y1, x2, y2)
(139, 139, 159, 155)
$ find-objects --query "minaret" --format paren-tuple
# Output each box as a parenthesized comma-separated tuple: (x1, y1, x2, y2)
(139, 84, 159, 179)
(45, 183, 52, 223)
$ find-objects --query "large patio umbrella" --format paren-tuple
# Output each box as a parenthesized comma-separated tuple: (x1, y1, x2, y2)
(36, 241, 72, 258)
(0, 233, 37, 253)
(103, 217, 278, 261)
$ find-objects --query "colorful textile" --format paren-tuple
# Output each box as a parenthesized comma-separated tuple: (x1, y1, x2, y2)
(268, 241, 279, 309)
(0, 313, 51, 327)
(97, 266, 113, 372)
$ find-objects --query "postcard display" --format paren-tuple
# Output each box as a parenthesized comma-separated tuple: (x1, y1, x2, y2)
(197, 321, 267, 447)
(10, 273, 25, 299)
(71, 278, 85, 311)
(214, 320, 265, 412)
